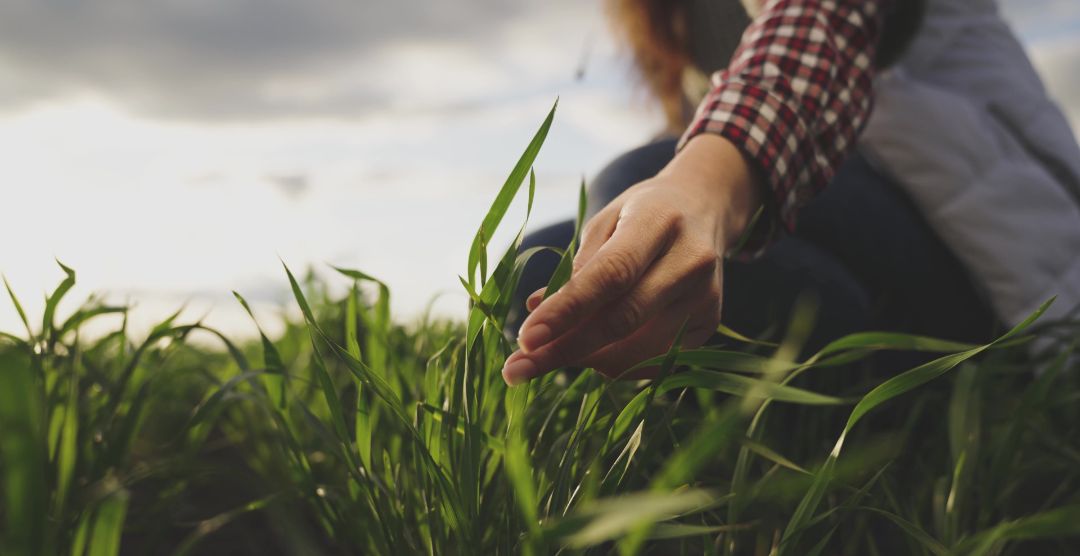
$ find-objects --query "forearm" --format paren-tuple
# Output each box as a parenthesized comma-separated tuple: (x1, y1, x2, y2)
(680, 0, 888, 253)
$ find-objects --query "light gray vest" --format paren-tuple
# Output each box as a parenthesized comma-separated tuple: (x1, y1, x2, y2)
(859, 0, 1080, 326)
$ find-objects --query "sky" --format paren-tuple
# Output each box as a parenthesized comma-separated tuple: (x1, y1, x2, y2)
(1, 0, 1079, 338)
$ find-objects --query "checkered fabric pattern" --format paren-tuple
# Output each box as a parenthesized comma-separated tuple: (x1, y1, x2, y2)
(679, 0, 886, 256)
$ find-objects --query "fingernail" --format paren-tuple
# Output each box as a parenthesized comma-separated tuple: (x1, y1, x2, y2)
(502, 357, 537, 386)
(518, 323, 551, 353)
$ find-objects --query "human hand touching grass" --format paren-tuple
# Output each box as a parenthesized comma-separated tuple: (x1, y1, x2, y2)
(502, 134, 763, 385)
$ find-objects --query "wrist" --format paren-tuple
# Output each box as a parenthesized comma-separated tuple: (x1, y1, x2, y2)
(659, 134, 764, 254)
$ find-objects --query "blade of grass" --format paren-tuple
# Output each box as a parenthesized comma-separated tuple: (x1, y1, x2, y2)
(957, 504, 1080, 555)
(468, 100, 557, 287)
(779, 299, 1053, 554)
(4, 275, 34, 340)
(85, 490, 129, 556)
(42, 260, 76, 344)
(0, 348, 47, 556)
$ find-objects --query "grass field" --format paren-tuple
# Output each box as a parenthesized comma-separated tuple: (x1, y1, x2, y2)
(2, 103, 1080, 555)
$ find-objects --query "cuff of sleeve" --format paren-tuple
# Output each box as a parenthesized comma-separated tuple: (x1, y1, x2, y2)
(677, 79, 804, 260)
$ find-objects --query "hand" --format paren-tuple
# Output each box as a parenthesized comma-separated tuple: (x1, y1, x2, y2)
(502, 134, 762, 385)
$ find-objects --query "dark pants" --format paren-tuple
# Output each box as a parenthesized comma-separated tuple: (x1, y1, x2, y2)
(511, 138, 996, 350)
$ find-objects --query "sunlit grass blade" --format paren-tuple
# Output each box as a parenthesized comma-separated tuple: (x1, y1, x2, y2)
(468, 100, 557, 286)
(58, 305, 126, 339)
(232, 291, 287, 409)
(650, 370, 847, 405)
(42, 260, 77, 344)
(3, 275, 33, 340)
(85, 490, 129, 556)
(542, 178, 587, 301)
(544, 489, 722, 549)
(740, 438, 809, 475)
(716, 322, 778, 347)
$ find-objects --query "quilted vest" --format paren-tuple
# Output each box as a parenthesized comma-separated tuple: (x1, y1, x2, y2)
(859, 0, 1080, 325)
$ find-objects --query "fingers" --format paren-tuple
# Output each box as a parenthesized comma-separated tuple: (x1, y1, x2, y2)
(526, 288, 546, 312)
(581, 279, 720, 377)
(573, 207, 618, 273)
(522, 206, 618, 315)
(503, 277, 722, 385)
(517, 206, 676, 354)
(532, 250, 715, 370)
(583, 302, 719, 379)
(502, 293, 717, 385)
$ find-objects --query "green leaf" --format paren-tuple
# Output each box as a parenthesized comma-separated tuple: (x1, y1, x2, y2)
(547, 489, 722, 548)
(958, 504, 1080, 555)
(468, 99, 557, 287)
(652, 370, 847, 405)
(58, 306, 127, 339)
(86, 490, 129, 556)
(740, 438, 809, 475)
(505, 434, 543, 552)
(232, 291, 287, 409)
(0, 348, 47, 555)
(779, 299, 1053, 554)
(715, 322, 778, 347)
(171, 495, 279, 556)
(53, 372, 79, 521)
(629, 348, 797, 375)
(282, 264, 356, 464)
(3, 275, 33, 340)
(42, 260, 77, 342)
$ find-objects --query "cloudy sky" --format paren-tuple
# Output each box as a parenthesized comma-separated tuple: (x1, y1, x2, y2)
(2, 0, 1079, 337)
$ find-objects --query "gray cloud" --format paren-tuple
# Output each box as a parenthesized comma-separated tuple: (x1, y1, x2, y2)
(0, 0, 556, 120)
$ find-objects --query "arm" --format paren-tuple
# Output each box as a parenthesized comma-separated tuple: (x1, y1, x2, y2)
(683, 0, 886, 254)
(503, 0, 888, 385)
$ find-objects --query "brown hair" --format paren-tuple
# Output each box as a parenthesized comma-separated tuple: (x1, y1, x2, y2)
(605, 0, 692, 133)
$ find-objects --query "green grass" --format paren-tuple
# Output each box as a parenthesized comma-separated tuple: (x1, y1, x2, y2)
(2, 102, 1080, 555)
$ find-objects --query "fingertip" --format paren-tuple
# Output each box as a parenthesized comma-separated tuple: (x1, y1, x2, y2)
(526, 288, 545, 312)
(517, 322, 552, 353)
(502, 352, 537, 386)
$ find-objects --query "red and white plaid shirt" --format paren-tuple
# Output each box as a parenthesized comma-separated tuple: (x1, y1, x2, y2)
(679, 0, 886, 255)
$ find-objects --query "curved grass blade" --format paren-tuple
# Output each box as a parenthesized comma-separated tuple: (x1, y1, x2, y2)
(505, 434, 544, 555)
(545, 489, 722, 549)
(85, 490, 129, 556)
(42, 260, 76, 344)
(232, 291, 287, 409)
(779, 299, 1053, 554)
(3, 275, 33, 340)
(468, 100, 557, 286)
(542, 179, 586, 301)
(716, 322, 778, 347)
(171, 495, 279, 556)
(956, 504, 1080, 555)
(654, 370, 847, 405)
(58, 306, 127, 339)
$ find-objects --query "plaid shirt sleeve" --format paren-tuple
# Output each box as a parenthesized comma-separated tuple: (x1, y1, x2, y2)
(678, 0, 886, 256)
